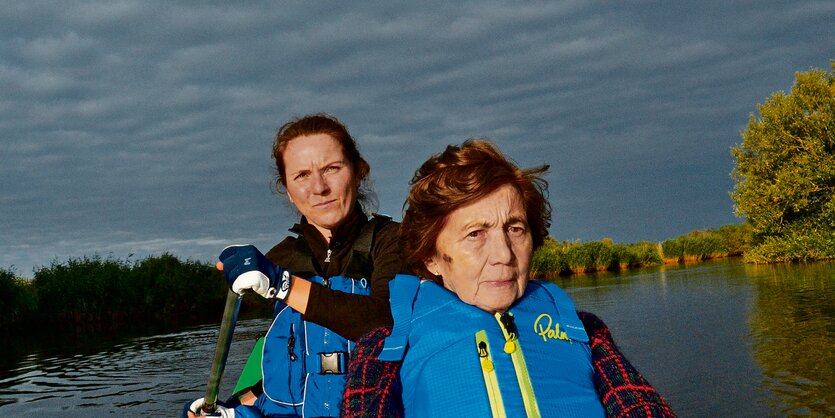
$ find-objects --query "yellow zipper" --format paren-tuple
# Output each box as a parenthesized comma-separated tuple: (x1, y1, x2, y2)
(495, 312, 541, 418)
(475, 330, 506, 418)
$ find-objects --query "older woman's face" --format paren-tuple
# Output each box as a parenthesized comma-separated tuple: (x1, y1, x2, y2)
(425, 184, 533, 313)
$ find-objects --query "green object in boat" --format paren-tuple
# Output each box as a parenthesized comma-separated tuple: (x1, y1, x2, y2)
(232, 336, 265, 398)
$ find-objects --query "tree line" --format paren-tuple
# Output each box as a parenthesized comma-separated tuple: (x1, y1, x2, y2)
(0, 254, 272, 336)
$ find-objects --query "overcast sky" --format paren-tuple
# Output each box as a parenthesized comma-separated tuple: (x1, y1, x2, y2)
(2, 1, 833, 277)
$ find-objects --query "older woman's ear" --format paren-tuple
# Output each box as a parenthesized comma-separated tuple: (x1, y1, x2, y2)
(423, 258, 438, 276)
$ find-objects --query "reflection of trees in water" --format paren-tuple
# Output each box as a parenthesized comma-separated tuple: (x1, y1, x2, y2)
(746, 261, 835, 416)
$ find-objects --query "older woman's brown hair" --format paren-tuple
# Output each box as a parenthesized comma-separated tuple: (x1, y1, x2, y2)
(272, 113, 374, 209)
(401, 138, 551, 281)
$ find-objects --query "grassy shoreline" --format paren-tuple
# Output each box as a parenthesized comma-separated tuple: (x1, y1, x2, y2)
(531, 224, 753, 278)
(0, 254, 273, 337)
(4, 222, 826, 336)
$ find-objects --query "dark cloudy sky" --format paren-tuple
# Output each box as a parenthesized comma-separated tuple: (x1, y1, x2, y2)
(2, 1, 833, 276)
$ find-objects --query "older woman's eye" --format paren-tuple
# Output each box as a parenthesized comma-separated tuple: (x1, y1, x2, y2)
(325, 165, 342, 173)
(294, 171, 310, 181)
(508, 225, 526, 236)
(466, 230, 484, 239)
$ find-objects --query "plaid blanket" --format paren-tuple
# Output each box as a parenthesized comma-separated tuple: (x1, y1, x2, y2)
(341, 311, 676, 418)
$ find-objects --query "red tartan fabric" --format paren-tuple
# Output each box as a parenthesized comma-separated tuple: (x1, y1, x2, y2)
(341, 312, 676, 418)
(341, 326, 403, 418)
(578, 311, 676, 418)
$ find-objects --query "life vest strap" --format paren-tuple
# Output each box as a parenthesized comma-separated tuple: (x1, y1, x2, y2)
(475, 330, 507, 418)
(379, 274, 421, 361)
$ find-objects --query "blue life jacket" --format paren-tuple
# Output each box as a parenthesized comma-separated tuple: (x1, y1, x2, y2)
(380, 274, 605, 418)
(246, 215, 389, 418)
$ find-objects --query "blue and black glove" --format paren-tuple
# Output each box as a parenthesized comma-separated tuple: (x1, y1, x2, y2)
(218, 245, 292, 300)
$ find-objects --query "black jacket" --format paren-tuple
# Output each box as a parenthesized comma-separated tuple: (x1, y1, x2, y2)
(265, 206, 403, 341)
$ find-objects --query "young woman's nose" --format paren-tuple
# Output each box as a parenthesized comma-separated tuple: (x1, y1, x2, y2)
(311, 172, 330, 195)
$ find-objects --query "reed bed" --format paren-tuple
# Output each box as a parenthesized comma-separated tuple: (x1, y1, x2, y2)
(532, 224, 753, 277)
(531, 238, 662, 278)
(0, 254, 235, 335)
(0, 268, 37, 332)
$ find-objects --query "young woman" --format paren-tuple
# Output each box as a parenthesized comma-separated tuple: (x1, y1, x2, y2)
(187, 114, 404, 418)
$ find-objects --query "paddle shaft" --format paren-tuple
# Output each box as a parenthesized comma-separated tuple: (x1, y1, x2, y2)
(203, 289, 243, 413)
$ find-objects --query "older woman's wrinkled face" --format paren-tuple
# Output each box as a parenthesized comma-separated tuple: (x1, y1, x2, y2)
(425, 184, 533, 313)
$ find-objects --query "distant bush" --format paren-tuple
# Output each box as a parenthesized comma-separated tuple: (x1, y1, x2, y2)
(531, 238, 662, 277)
(0, 223, 762, 334)
(530, 238, 570, 277)
(716, 224, 754, 256)
(659, 226, 751, 263)
(33, 256, 131, 321)
(744, 229, 835, 263)
(127, 254, 228, 320)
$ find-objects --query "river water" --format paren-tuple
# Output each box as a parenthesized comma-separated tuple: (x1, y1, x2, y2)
(1, 258, 833, 417)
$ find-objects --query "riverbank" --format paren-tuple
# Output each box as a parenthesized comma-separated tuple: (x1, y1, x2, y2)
(0, 223, 788, 336)
(0, 254, 273, 337)
(531, 224, 752, 278)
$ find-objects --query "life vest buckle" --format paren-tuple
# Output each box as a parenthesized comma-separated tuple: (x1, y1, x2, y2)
(319, 351, 347, 374)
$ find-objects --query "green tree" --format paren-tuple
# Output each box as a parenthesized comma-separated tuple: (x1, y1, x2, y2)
(731, 63, 835, 262)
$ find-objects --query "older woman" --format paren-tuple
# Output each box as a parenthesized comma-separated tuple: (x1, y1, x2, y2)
(187, 114, 404, 418)
(341, 139, 674, 417)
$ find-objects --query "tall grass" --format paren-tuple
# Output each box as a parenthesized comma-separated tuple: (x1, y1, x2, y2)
(659, 224, 752, 263)
(531, 238, 662, 278)
(0, 254, 236, 335)
(531, 223, 754, 277)
(0, 268, 37, 332)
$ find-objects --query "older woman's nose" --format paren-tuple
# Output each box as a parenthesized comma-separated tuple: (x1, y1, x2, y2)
(488, 231, 515, 265)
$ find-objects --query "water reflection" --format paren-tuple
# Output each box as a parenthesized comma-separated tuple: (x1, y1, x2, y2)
(557, 259, 833, 417)
(745, 261, 835, 416)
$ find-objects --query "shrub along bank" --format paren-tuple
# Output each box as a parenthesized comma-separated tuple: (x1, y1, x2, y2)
(531, 224, 754, 278)
(0, 254, 272, 336)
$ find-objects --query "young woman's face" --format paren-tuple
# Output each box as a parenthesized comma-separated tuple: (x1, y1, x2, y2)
(283, 133, 358, 239)
(425, 184, 533, 313)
